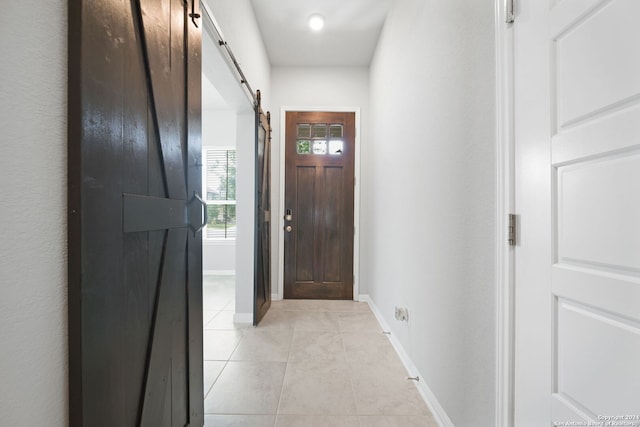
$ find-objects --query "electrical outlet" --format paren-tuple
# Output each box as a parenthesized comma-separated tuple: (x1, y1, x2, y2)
(394, 306, 409, 322)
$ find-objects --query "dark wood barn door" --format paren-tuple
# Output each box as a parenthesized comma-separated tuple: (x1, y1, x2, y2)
(68, 0, 203, 426)
(254, 94, 272, 324)
(284, 111, 355, 300)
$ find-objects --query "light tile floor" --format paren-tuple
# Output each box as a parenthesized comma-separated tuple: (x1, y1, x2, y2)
(203, 275, 437, 427)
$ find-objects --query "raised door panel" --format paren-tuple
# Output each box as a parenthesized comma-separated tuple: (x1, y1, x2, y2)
(295, 166, 317, 283)
(553, 0, 640, 129)
(557, 154, 640, 269)
(322, 166, 344, 283)
(556, 299, 640, 415)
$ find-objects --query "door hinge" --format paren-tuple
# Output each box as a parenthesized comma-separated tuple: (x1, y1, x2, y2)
(506, 0, 515, 23)
(508, 214, 516, 246)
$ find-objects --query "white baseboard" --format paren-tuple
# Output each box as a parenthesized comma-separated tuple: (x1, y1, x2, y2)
(233, 312, 253, 325)
(203, 270, 235, 276)
(271, 293, 280, 301)
(361, 295, 455, 427)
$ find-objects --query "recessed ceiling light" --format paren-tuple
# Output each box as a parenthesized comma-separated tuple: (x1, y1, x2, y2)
(308, 14, 324, 31)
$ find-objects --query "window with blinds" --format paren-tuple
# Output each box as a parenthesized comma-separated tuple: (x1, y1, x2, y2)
(203, 148, 236, 239)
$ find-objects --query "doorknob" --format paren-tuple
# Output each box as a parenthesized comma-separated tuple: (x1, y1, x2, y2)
(285, 225, 292, 233)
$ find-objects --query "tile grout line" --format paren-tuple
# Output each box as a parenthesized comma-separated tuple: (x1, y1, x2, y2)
(203, 359, 228, 403)
(337, 311, 364, 427)
(273, 312, 297, 426)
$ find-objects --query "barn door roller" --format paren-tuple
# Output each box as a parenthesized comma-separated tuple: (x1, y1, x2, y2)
(189, 0, 201, 27)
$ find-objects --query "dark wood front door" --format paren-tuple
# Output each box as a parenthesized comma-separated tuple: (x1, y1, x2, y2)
(284, 111, 355, 300)
(68, 1, 203, 426)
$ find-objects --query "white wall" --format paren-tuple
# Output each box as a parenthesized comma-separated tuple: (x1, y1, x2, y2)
(270, 67, 370, 298)
(203, 109, 237, 146)
(0, 0, 68, 425)
(202, 109, 237, 273)
(364, 0, 497, 425)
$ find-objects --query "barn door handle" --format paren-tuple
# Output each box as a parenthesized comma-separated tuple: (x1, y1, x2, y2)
(191, 191, 208, 236)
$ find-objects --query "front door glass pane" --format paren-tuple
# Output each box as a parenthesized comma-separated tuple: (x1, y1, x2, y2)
(297, 140, 311, 154)
(312, 140, 327, 154)
(329, 140, 343, 155)
(329, 124, 343, 138)
(312, 124, 327, 138)
(297, 124, 311, 138)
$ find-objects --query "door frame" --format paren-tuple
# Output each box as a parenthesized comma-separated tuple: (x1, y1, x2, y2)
(494, 0, 516, 426)
(277, 106, 361, 301)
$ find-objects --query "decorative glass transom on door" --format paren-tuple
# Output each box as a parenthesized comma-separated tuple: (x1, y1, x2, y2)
(296, 123, 344, 155)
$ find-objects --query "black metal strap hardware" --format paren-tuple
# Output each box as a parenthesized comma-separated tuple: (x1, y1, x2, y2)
(191, 191, 208, 236)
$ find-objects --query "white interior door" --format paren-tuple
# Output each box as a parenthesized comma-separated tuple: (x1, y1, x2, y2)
(514, 0, 640, 425)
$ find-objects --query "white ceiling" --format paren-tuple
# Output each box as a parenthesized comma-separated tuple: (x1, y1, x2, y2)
(250, 0, 392, 67)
